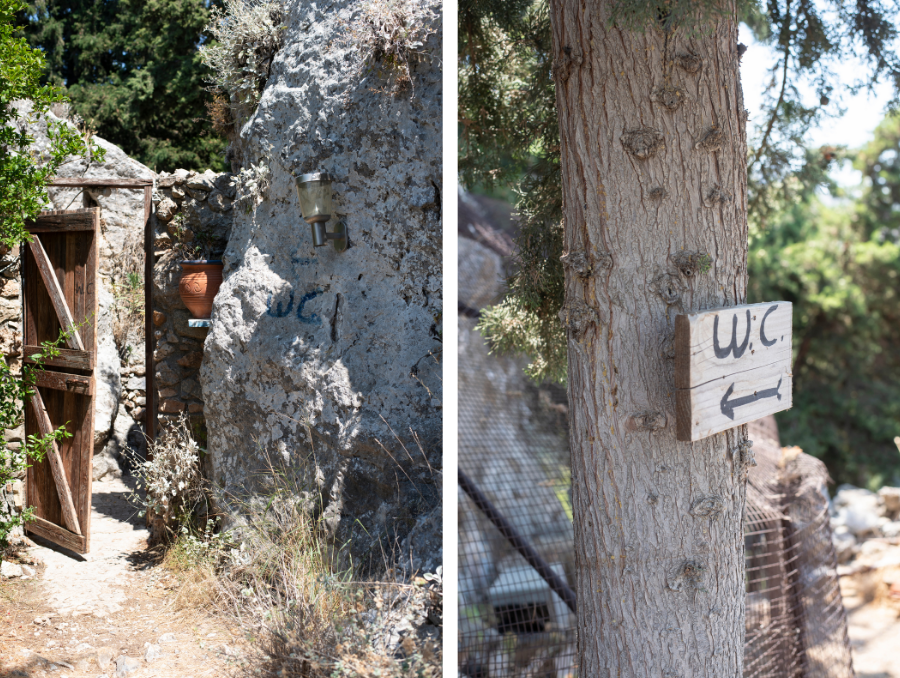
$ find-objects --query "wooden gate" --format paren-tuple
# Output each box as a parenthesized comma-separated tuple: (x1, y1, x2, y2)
(23, 208, 99, 554)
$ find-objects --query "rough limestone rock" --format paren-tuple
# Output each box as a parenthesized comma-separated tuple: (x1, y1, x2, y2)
(879, 486, 900, 520)
(94, 408, 141, 480)
(182, 197, 231, 234)
(200, 0, 442, 571)
(93, 286, 122, 450)
(833, 485, 885, 537)
(157, 198, 178, 222)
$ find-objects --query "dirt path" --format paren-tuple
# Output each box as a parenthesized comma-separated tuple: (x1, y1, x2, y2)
(841, 574, 900, 678)
(1, 477, 242, 678)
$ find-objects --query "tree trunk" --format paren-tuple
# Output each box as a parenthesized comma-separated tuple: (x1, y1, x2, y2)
(549, 4, 750, 676)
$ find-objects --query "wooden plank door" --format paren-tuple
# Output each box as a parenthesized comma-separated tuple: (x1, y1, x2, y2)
(22, 208, 99, 554)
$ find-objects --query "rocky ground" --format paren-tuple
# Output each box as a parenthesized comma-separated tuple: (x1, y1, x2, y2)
(0, 478, 244, 678)
(829, 482, 900, 677)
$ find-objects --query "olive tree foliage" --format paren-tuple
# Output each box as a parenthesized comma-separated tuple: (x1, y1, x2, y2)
(1, 0, 99, 560)
(462, 0, 900, 384)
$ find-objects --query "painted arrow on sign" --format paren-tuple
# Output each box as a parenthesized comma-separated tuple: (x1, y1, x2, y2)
(720, 378, 783, 420)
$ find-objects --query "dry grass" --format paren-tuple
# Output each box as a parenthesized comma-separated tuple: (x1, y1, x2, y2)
(207, 89, 237, 138)
(153, 450, 442, 678)
(338, 0, 440, 96)
(109, 230, 145, 360)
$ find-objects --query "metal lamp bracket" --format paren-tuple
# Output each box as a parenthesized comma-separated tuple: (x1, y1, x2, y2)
(311, 220, 347, 252)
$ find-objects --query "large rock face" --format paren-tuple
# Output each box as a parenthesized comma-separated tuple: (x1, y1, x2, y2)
(200, 1, 442, 573)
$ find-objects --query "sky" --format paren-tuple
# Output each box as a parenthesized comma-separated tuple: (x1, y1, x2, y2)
(738, 23, 896, 188)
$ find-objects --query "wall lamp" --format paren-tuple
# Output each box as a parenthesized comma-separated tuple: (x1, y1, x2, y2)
(294, 172, 347, 252)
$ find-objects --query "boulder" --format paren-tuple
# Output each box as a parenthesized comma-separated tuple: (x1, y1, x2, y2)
(98, 406, 142, 476)
(92, 451, 122, 482)
(152, 250, 186, 309)
(182, 197, 232, 235)
(184, 186, 210, 202)
(186, 169, 217, 191)
(200, 0, 442, 570)
(156, 197, 178, 222)
(124, 376, 146, 392)
(879, 486, 900, 520)
(207, 190, 233, 213)
(832, 526, 857, 564)
(833, 485, 884, 537)
(93, 333, 122, 451)
(459, 236, 503, 309)
(214, 172, 237, 199)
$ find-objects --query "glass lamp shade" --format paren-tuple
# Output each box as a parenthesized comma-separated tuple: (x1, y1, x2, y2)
(295, 172, 333, 222)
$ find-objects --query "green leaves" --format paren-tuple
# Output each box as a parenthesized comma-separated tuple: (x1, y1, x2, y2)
(0, 0, 104, 248)
(748, 158, 900, 486)
(0, 328, 73, 558)
(19, 0, 227, 173)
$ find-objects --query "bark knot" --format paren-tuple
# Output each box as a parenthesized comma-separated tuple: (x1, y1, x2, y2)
(672, 251, 713, 278)
(649, 187, 667, 201)
(668, 559, 707, 592)
(558, 299, 600, 339)
(651, 85, 688, 111)
(621, 127, 665, 160)
(704, 184, 733, 207)
(553, 45, 583, 82)
(695, 125, 726, 152)
(628, 410, 667, 432)
(652, 272, 684, 305)
(690, 495, 725, 519)
(675, 52, 702, 74)
(594, 250, 613, 270)
(560, 251, 592, 278)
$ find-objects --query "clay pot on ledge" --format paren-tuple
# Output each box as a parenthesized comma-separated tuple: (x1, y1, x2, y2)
(178, 260, 223, 319)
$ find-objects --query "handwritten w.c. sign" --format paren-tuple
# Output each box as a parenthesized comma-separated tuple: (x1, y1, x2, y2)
(675, 302, 793, 441)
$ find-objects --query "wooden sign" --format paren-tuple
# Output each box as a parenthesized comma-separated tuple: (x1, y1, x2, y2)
(675, 302, 792, 442)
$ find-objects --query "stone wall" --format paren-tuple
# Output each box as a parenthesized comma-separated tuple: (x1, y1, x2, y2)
(199, 0, 443, 573)
(150, 169, 234, 438)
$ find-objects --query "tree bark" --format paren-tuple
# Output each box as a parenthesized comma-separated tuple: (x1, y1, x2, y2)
(549, 4, 750, 676)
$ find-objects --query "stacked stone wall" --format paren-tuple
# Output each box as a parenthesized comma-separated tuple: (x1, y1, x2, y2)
(150, 169, 234, 438)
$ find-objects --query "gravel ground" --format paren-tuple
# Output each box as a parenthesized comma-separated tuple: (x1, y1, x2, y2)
(0, 477, 244, 678)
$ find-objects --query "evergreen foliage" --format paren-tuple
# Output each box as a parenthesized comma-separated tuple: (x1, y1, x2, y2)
(18, 0, 227, 173)
(749, 120, 900, 486)
(0, 0, 103, 248)
(462, 0, 900, 385)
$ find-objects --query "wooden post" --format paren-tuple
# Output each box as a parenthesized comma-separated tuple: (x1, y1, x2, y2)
(144, 184, 156, 448)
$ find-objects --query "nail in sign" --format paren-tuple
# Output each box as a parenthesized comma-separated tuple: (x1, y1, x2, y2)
(674, 302, 793, 442)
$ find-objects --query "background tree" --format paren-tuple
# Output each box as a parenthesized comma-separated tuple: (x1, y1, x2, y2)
(749, 124, 900, 487)
(461, 0, 900, 674)
(18, 0, 227, 173)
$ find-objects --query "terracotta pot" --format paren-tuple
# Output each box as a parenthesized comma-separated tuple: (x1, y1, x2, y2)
(178, 260, 223, 319)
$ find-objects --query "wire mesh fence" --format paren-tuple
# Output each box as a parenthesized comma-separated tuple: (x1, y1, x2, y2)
(457, 199, 854, 678)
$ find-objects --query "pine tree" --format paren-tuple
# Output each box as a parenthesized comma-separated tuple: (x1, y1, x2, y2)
(461, 0, 900, 673)
(19, 0, 227, 172)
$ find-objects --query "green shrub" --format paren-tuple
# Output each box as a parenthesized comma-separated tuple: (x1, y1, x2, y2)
(0, 334, 73, 562)
(200, 0, 286, 111)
